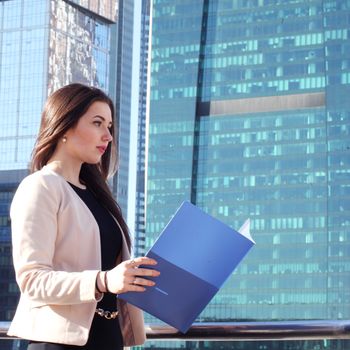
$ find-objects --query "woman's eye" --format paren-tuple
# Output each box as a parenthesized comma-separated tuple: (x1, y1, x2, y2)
(93, 121, 102, 126)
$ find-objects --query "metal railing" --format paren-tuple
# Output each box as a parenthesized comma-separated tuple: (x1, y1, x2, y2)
(1, 320, 350, 341)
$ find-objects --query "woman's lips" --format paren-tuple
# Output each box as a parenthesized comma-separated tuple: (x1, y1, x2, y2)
(97, 146, 106, 154)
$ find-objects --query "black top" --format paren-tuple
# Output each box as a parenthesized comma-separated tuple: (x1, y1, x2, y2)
(69, 183, 123, 349)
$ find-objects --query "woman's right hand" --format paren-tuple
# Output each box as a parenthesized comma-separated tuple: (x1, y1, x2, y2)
(104, 257, 160, 294)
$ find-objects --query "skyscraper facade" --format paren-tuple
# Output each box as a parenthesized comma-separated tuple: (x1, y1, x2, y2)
(134, 0, 151, 257)
(145, 0, 350, 348)
(0, 0, 114, 171)
(113, 0, 135, 218)
(0, 1, 118, 348)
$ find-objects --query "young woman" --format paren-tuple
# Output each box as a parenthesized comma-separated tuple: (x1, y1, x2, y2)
(8, 83, 159, 349)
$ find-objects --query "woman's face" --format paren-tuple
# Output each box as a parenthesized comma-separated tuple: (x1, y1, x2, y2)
(63, 101, 113, 165)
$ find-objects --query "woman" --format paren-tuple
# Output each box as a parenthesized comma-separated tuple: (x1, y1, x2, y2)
(8, 83, 159, 349)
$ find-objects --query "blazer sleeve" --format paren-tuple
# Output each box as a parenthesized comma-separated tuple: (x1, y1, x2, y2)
(10, 174, 100, 307)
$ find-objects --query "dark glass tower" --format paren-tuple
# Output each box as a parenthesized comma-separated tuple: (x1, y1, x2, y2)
(113, 0, 135, 217)
(145, 0, 350, 347)
(134, 0, 151, 257)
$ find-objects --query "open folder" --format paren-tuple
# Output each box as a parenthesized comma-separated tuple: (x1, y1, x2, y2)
(119, 201, 255, 333)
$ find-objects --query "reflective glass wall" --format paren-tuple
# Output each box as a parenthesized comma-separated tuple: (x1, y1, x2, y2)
(146, 0, 350, 348)
(0, 0, 113, 171)
(0, 0, 48, 171)
(67, 0, 117, 21)
(49, 0, 111, 93)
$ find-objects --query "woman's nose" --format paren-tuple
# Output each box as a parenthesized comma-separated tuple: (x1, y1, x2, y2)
(103, 128, 113, 142)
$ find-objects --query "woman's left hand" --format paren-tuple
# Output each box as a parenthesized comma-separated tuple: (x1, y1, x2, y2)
(103, 257, 160, 294)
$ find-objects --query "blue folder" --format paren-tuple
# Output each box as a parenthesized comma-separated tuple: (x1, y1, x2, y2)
(119, 201, 255, 333)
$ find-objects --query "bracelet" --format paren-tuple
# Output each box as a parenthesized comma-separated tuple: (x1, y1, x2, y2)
(95, 272, 103, 294)
(104, 270, 111, 293)
(95, 308, 119, 319)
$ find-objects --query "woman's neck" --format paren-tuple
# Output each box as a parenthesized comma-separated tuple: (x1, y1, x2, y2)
(46, 159, 86, 189)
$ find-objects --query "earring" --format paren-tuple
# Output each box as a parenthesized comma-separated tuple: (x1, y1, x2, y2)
(62, 136, 67, 143)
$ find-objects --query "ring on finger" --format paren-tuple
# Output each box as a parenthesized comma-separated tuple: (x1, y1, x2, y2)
(133, 277, 138, 285)
(131, 259, 136, 266)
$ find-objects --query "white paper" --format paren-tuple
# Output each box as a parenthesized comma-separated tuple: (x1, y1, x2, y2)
(238, 218, 255, 243)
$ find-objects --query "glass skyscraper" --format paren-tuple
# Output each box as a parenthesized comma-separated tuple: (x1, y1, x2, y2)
(113, 0, 135, 217)
(134, 0, 151, 257)
(0, 0, 114, 171)
(0, 1, 118, 349)
(145, 0, 350, 348)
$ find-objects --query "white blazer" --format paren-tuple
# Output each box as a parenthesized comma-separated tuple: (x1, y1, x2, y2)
(8, 166, 146, 346)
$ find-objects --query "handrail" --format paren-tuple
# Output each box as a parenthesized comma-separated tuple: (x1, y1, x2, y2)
(146, 320, 350, 340)
(1, 320, 350, 341)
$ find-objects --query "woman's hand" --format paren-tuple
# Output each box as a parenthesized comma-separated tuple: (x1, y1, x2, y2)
(104, 257, 159, 294)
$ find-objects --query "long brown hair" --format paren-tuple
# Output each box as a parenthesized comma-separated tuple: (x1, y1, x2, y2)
(31, 83, 131, 249)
